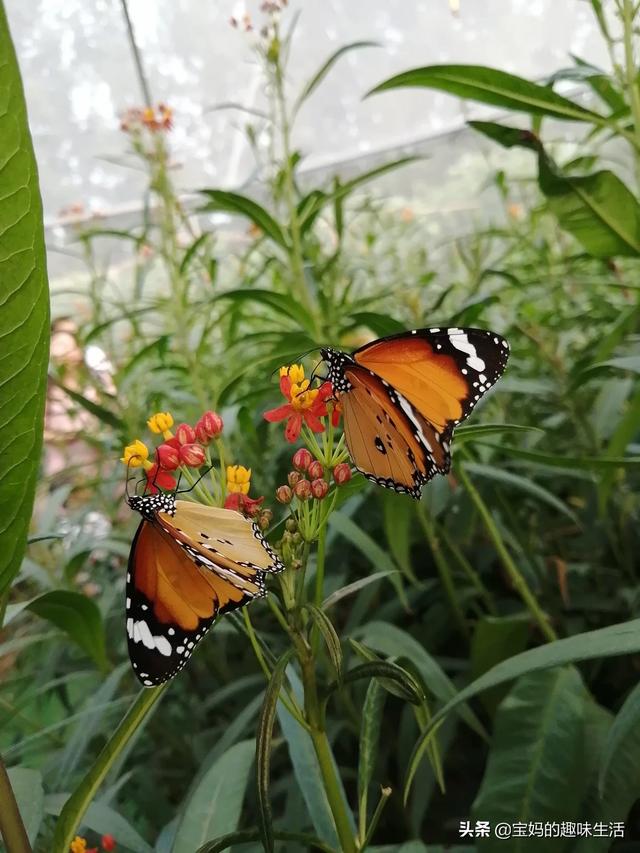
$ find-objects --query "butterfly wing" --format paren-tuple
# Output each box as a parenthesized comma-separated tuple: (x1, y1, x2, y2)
(340, 364, 441, 498)
(126, 518, 263, 686)
(353, 327, 509, 434)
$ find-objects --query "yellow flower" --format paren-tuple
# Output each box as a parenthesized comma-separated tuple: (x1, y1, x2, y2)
(120, 439, 150, 468)
(227, 464, 251, 495)
(289, 379, 319, 411)
(70, 837, 87, 853)
(147, 411, 174, 436)
(280, 363, 305, 385)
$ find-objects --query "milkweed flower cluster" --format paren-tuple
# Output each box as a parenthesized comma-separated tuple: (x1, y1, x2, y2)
(120, 409, 222, 493)
(224, 465, 268, 522)
(120, 103, 173, 133)
(70, 835, 115, 853)
(264, 364, 339, 442)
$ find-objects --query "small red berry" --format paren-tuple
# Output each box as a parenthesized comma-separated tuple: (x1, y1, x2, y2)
(175, 423, 196, 445)
(333, 463, 352, 485)
(294, 479, 312, 501)
(310, 478, 329, 500)
(276, 485, 293, 504)
(179, 443, 206, 467)
(292, 447, 313, 471)
(102, 835, 116, 852)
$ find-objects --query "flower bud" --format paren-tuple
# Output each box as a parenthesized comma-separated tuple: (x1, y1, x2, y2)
(147, 412, 173, 434)
(258, 509, 273, 530)
(288, 470, 302, 488)
(195, 410, 223, 444)
(276, 485, 293, 504)
(308, 460, 324, 480)
(175, 422, 196, 446)
(285, 518, 298, 532)
(291, 559, 303, 572)
(333, 462, 352, 485)
(179, 443, 206, 467)
(292, 448, 313, 471)
(310, 478, 329, 500)
(156, 442, 180, 470)
(294, 478, 312, 501)
(102, 835, 116, 852)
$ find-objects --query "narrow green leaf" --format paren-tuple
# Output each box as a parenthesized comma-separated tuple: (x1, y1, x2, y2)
(357, 680, 386, 841)
(196, 828, 336, 853)
(306, 604, 343, 678)
(356, 622, 486, 738)
(477, 441, 640, 470)
(471, 668, 590, 852)
(0, 3, 50, 597)
(599, 387, 640, 510)
(405, 617, 640, 800)
(322, 570, 398, 611)
(7, 767, 44, 845)
(45, 795, 152, 853)
(256, 649, 294, 853)
(49, 376, 124, 431)
(327, 661, 423, 705)
(462, 462, 579, 523)
(368, 64, 602, 122)
(470, 615, 530, 716)
(199, 190, 288, 248)
(172, 740, 255, 853)
(51, 685, 169, 853)
(27, 590, 107, 670)
(293, 41, 380, 115)
(598, 680, 640, 796)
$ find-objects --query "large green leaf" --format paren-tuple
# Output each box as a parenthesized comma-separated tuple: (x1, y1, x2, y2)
(368, 65, 602, 122)
(471, 668, 590, 852)
(405, 618, 640, 798)
(470, 615, 530, 716)
(470, 120, 640, 257)
(26, 590, 107, 671)
(172, 740, 255, 853)
(0, 3, 50, 598)
(7, 766, 44, 845)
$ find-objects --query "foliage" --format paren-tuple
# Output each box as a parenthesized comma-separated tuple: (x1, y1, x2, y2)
(3, 1, 640, 852)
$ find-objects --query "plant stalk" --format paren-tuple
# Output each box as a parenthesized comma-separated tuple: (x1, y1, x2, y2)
(457, 464, 557, 642)
(0, 756, 32, 853)
(620, 0, 640, 187)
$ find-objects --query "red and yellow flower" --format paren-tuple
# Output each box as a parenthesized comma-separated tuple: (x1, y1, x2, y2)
(264, 364, 333, 442)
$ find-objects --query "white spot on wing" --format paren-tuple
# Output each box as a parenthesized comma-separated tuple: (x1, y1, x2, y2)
(448, 330, 485, 372)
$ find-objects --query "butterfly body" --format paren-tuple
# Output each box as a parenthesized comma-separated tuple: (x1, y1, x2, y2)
(323, 326, 509, 499)
(125, 493, 283, 686)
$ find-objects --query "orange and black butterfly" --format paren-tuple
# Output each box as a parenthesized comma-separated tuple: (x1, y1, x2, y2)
(322, 326, 509, 499)
(126, 491, 283, 686)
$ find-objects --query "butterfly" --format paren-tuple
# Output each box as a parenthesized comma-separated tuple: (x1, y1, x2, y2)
(321, 326, 509, 499)
(125, 490, 284, 686)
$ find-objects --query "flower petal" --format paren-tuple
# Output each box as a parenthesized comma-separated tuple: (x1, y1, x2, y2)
(264, 403, 293, 423)
(284, 413, 303, 442)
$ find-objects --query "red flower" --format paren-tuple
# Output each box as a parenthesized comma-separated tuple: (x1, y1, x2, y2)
(179, 443, 206, 467)
(145, 463, 177, 494)
(264, 365, 333, 443)
(329, 399, 343, 428)
(195, 411, 223, 444)
(101, 836, 116, 852)
(175, 423, 196, 446)
(224, 492, 265, 517)
(156, 443, 180, 470)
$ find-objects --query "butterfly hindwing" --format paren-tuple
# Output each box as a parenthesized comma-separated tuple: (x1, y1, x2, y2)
(126, 503, 281, 687)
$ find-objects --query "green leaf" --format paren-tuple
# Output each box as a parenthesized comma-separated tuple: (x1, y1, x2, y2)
(51, 685, 169, 853)
(293, 41, 380, 115)
(306, 604, 343, 678)
(172, 740, 254, 853)
(455, 423, 543, 441)
(471, 668, 590, 852)
(196, 828, 336, 853)
(368, 64, 602, 122)
(49, 375, 124, 431)
(7, 766, 44, 845)
(327, 661, 423, 705)
(322, 570, 398, 611)
(256, 649, 294, 853)
(470, 120, 640, 257)
(357, 680, 386, 840)
(470, 615, 530, 716)
(405, 617, 640, 800)
(0, 4, 50, 598)
(27, 590, 107, 670)
(45, 795, 153, 853)
(598, 680, 640, 796)
(599, 387, 640, 510)
(477, 441, 640, 471)
(356, 622, 486, 739)
(199, 190, 288, 248)
(462, 462, 579, 524)
(209, 288, 317, 337)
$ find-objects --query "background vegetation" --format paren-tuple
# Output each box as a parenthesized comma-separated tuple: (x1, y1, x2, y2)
(2, 1, 640, 851)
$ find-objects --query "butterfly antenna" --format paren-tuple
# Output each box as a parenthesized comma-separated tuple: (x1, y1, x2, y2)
(175, 464, 215, 495)
(268, 347, 323, 380)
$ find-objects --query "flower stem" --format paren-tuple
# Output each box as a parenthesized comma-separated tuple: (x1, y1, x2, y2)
(457, 464, 557, 642)
(620, 0, 640, 188)
(0, 755, 31, 853)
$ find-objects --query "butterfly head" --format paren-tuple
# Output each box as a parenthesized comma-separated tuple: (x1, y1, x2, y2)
(127, 491, 177, 519)
(320, 347, 354, 393)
